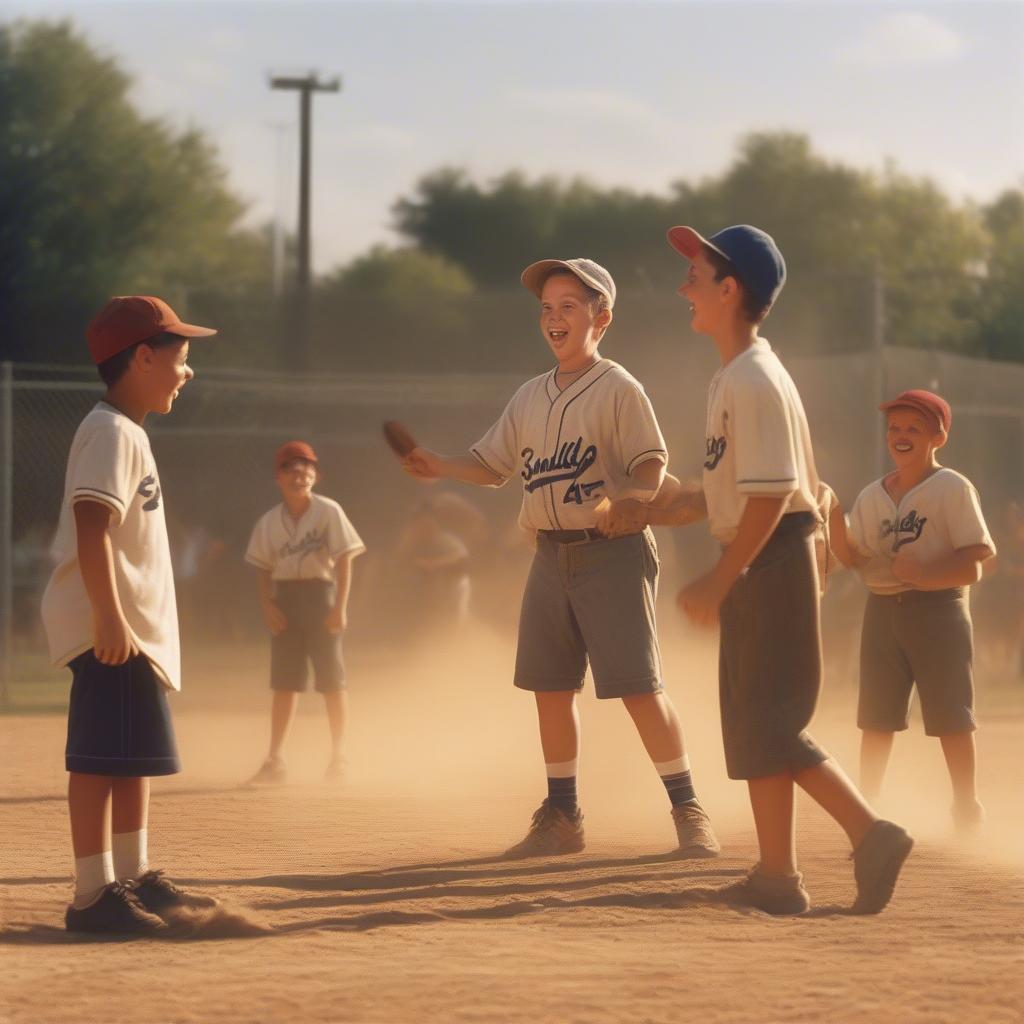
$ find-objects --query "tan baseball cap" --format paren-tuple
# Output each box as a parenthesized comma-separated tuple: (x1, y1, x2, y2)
(520, 258, 616, 309)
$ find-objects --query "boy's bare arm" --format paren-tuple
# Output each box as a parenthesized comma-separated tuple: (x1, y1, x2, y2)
(402, 449, 503, 487)
(824, 492, 869, 570)
(597, 471, 705, 537)
(326, 554, 355, 634)
(678, 494, 789, 627)
(646, 474, 708, 527)
(892, 543, 995, 590)
(74, 500, 136, 665)
(257, 569, 287, 635)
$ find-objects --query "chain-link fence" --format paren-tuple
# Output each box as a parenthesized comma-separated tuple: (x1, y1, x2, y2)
(2, 347, 1023, 703)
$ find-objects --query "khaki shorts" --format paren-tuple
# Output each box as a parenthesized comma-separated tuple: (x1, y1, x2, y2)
(514, 529, 663, 699)
(718, 513, 830, 780)
(858, 588, 975, 736)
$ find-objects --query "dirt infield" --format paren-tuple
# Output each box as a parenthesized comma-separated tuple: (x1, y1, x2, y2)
(2, 633, 1023, 1024)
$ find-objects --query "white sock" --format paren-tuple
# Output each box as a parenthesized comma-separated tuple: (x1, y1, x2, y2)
(112, 829, 149, 882)
(545, 758, 578, 778)
(73, 850, 115, 909)
(653, 755, 690, 776)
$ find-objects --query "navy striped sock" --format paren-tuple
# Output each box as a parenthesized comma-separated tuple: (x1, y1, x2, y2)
(660, 770, 696, 807)
(547, 775, 578, 815)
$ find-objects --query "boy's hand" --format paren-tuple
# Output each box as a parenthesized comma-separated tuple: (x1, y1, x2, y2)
(891, 551, 926, 585)
(595, 497, 647, 537)
(402, 447, 443, 482)
(262, 601, 288, 636)
(93, 611, 137, 666)
(325, 605, 347, 634)
(677, 570, 729, 628)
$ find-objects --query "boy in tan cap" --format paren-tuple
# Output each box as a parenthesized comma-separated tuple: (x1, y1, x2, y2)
(41, 296, 219, 934)
(397, 257, 719, 860)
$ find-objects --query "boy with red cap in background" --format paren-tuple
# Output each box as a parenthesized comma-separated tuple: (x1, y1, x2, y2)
(245, 441, 365, 786)
(825, 390, 995, 831)
(41, 296, 219, 934)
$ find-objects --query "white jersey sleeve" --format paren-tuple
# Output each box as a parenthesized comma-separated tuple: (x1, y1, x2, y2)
(68, 419, 146, 525)
(327, 504, 366, 559)
(615, 383, 668, 477)
(470, 391, 522, 483)
(947, 478, 995, 553)
(730, 372, 799, 496)
(847, 484, 874, 555)
(245, 512, 274, 571)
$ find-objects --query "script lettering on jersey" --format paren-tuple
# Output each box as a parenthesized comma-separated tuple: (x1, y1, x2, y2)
(278, 528, 328, 559)
(704, 436, 727, 471)
(880, 510, 927, 551)
(521, 437, 605, 505)
(137, 474, 161, 512)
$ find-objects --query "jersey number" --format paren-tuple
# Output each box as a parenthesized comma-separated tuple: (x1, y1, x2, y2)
(563, 480, 604, 505)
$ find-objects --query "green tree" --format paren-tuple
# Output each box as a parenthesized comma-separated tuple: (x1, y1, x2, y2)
(0, 20, 273, 364)
(975, 190, 1024, 362)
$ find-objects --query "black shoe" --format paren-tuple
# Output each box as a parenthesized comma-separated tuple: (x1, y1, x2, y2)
(65, 882, 168, 935)
(131, 869, 219, 914)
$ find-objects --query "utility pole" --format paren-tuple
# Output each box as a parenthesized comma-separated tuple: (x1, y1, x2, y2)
(270, 72, 341, 369)
(872, 264, 887, 478)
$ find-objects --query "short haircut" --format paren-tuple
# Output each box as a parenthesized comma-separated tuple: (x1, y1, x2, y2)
(541, 269, 610, 314)
(702, 245, 772, 324)
(97, 332, 186, 387)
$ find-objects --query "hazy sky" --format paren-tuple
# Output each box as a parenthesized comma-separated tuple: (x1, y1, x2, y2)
(4, 1, 1022, 272)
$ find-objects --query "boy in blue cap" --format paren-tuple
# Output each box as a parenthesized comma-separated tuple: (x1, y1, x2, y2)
(613, 226, 913, 914)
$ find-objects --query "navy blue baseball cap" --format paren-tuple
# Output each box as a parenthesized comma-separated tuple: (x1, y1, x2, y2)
(667, 224, 787, 308)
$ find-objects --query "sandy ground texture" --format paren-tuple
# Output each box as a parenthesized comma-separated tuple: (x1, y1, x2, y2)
(2, 633, 1023, 1024)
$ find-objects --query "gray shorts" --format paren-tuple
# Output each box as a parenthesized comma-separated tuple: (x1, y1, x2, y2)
(718, 513, 830, 780)
(271, 581, 345, 693)
(859, 588, 975, 736)
(514, 529, 663, 699)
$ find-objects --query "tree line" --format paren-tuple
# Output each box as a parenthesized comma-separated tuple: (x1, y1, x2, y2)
(2, 20, 1021, 372)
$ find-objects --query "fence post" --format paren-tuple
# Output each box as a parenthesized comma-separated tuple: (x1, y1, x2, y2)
(0, 361, 13, 709)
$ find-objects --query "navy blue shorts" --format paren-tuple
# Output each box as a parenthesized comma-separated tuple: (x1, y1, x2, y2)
(65, 651, 181, 777)
(271, 580, 346, 693)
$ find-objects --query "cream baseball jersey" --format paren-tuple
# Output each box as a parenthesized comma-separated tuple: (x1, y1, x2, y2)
(246, 493, 365, 581)
(702, 339, 819, 545)
(470, 359, 667, 531)
(41, 402, 181, 690)
(848, 468, 995, 595)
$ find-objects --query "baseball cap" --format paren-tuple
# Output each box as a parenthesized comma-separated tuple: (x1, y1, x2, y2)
(275, 440, 319, 471)
(879, 389, 951, 434)
(86, 295, 217, 365)
(666, 225, 787, 309)
(520, 258, 616, 309)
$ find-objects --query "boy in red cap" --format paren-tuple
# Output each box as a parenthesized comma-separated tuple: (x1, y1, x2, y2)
(825, 390, 995, 830)
(41, 296, 219, 934)
(244, 441, 365, 785)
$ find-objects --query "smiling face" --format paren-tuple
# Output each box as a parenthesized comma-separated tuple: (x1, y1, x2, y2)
(677, 249, 736, 336)
(886, 407, 946, 471)
(276, 458, 318, 501)
(539, 272, 611, 371)
(142, 337, 193, 415)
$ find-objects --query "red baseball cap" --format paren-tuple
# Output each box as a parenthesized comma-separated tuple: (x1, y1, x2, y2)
(86, 295, 217, 365)
(879, 389, 951, 433)
(275, 441, 318, 471)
